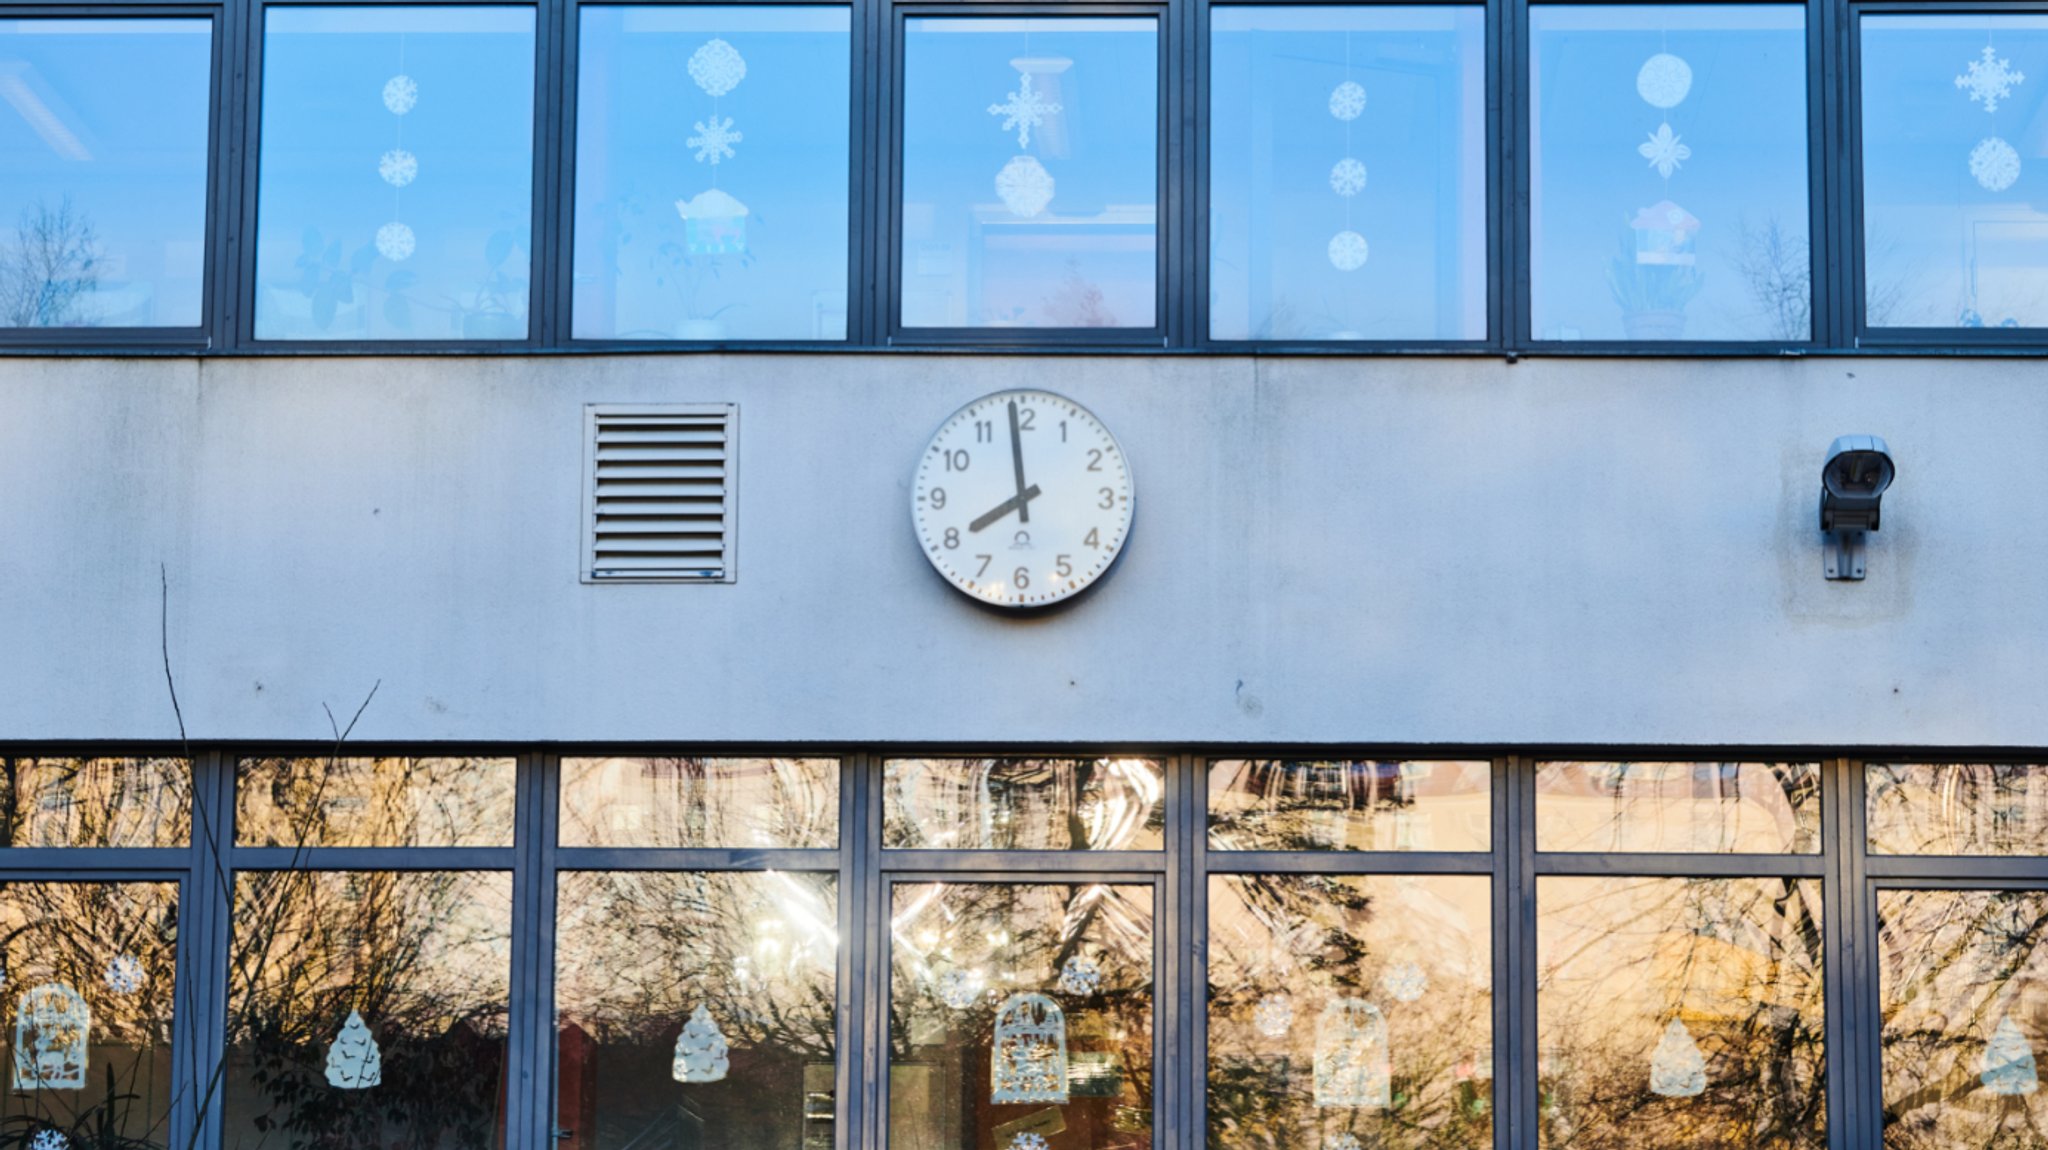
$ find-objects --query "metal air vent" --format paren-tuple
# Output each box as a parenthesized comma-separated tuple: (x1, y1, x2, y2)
(583, 404, 736, 582)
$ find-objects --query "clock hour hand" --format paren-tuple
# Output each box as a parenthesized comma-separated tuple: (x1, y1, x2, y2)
(969, 484, 1042, 533)
(1008, 399, 1030, 525)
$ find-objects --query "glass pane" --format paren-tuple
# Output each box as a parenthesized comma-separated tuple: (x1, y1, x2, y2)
(1535, 761, 1820, 853)
(1537, 876, 1825, 1150)
(900, 17, 1158, 330)
(253, 6, 536, 341)
(882, 758, 1164, 850)
(555, 872, 838, 1150)
(1878, 889, 2048, 1146)
(889, 882, 1153, 1150)
(0, 882, 178, 1145)
(1208, 7, 1487, 341)
(1530, 6, 1811, 342)
(225, 870, 513, 1149)
(560, 757, 839, 848)
(572, 6, 851, 341)
(0, 757, 189, 847)
(0, 18, 212, 328)
(1862, 17, 2048, 329)
(1208, 760, 1489, 852)
(1868, 763, 2048, 855)
(1208, 875, 1492, 1149)
(236, 756, 518, 847)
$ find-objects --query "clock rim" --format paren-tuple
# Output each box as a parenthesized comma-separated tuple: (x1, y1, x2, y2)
(910, 388, 1136, 613)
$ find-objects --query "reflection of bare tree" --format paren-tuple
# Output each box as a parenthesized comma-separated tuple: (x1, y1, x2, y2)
(0, 197, 100, 328)
(0, 759, 190, 850)
(884, 761, 1165, 851)
(1729, 217, 1809, 343)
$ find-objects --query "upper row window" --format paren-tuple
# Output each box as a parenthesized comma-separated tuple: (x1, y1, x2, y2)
(4, 7, 2046, 344)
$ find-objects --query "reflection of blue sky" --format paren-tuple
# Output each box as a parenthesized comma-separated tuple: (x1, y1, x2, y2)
(1864, 17, 2048, 329)
(574, 7, 849, 341)
(1210, 7, 1485, 341)
(0, 19, 211, 327)
(902, 18, 1157, 329)
(254, 7, 534, 341)
(1531, 6, 1808, 341)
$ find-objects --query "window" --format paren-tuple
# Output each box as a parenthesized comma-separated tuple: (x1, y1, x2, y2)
(252, 6, 537, 341)
(1208, 7, 1487, 342)
(1208, 759, 1491, 852)
(572, 6, 852, 342)
(1535, 760, 1821, 853)
(883, 757, 1166, 850)
(1861, 15, 2048, 331)
(1529, 5, 1811, 342)
(1868, 762, 2048, 856)
(898, 16, 1159, 333)
(0, 757, 189, 847)
(0, 18, 212, 330)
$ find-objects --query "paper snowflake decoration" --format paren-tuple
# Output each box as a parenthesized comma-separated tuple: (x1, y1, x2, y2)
(375, 222, 416, 262)
(29, 1130, 64, 1150)
(1971, 136, 2021, 191)
(995, 154, 1055, 218)
(1381, 961, 1426, 1003)
(1010, 1136, 1048, 1150)
(378, 149, 418, 188)
(689, 38, 747, 98)
(937, 968, 984, 1010)
(104, 955, 144, 995)
(1329, 81, 1366, 121)
(1253, 993, 1294, 1037)
(1057, 956, 1102, 997)
(382, 74, 418, 116)
(1636, 53, 1692, 109)
(989, 72, 1061, 149)
(1639, 122, 1691, 179)
(1957, 45, 2025, 114)
(1328, 230, 1369, 271)
(1329, 158, 1367, 197)
(1327, 1136, 1361, 1150)
(689, 116, 742, 164)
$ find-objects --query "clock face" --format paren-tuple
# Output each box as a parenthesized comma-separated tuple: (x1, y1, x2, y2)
(912, 390, 1134, 609)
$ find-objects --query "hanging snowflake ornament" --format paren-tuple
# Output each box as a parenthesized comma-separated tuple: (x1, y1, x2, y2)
(103, 954, 144, 995)
(1253, 993, 1295, 1037)
(28, 1130, 64, 1150)
(1328, 230, 1369, 271)
(375, 222, 416, 262)
(1636, 53, 1693, 109)
(1649, 1017, 1707, 1098)
(1380, 961, 1427, 1003)
(1327, 1136, 1360, 1150)
(673, 1004, 731, 1083)
(378, 149, 419, 188)
(1329, 81, 1367, 121)
(1329, 158, 1368, 197)
(937, 968, 984, 1010)
(1009, 1136, 1049, 1150)
(688, 38, 748, 98)
(689, 116, 743, 164)
(989, 72, 1061, 150)
(382, 74, 418, 116)
(1057, 955, 1102, 997)
(1971, 136, 2022, 191)
(1639, 122, 1691, 179)
(1957, 45, 2025, 114)
(995, 155, 1056, 218)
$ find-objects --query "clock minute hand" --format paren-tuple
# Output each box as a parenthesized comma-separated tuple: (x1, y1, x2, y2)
(1008, 399, 1030, 525)
(969, 484, 1042, 533)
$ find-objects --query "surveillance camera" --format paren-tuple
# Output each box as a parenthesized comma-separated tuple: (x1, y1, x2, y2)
(1820, 435, 1894, 581)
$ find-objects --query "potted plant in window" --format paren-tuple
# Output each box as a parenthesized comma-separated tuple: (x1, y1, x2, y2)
(1608, 207, 1702, 341)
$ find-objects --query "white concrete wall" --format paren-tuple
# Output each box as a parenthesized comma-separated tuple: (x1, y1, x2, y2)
(1, 353, 2041, 746)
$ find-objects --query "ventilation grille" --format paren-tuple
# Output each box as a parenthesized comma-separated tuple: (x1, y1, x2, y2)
(584, 404, 736, 582)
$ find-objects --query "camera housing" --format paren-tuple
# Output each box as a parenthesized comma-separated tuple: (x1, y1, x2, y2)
(1820, 435, 1894, 581)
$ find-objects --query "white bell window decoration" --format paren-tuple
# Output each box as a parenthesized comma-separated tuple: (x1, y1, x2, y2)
(1648, 1017, 1707, 1098)
(991, 992, 1069, 1103)
(1982, 1014, 2039, 1096)
(1313, 998, 1390, 1109)
(1058, 955, 1102, 997)
(1253, 992, 1294, 1038)
(14, 983, 88, 1090)
(104, 954, 145, 995)
(673, 1004, 731, 1083)
(324, 1009, 382, 1089)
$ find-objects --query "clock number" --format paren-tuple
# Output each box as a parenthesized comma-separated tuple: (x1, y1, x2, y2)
(1087, 448, 1104, 472)
(975, 554, 992, 577)
(1084, 528, 1100, 549)
(1098, 487, 1115, 509)
(943, 528, 959, 550)
(1056, 555, 1073, 578)
(1059, 420, 1068, 442)
(974, 421, 992, 443)
(1013, 567, 1031, 590)
(928, 487, 946, 509)
(1019, 407, 1036, 431)
(945, 449, 970, 472)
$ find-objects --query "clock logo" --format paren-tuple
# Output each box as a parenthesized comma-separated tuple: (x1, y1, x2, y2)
(912, 390, 1134, 609)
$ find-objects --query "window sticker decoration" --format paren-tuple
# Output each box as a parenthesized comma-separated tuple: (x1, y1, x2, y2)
(676, 36, 750, 258)
(991, 992, 1070, 1103)
(1313, 998, 1390, 1108)
(377, 55, 418, 263)
(1638, 123, 1691, 180)
(1253, 991, 1295, 1038)
(1380, 960, 1427, 1003)
(1634, 50, 1692, 180)
(1981, 1014, 2040, 1096)
(103, 954, 145, 995)
(324, 1008, 383, 1089)
(1648, 1017, 1707, 1098)
(989, 71, 1060, 149)
(1958, 39, 2024, 193)
(1326, 49, 1368, 272)
(994, 155, 1056, 220)
(13, 984, 88, 1090)
(689, 38, 747, 98)
(989, 52, 1064, 219)
(29, 1131, 65, 1150)
(1057, 955, 1102, 997)
(1009, 1135, 1048, 1150)
(937, 967, 985, 1010)
(1327, 1134, 1361, 1150)
(673, 1004, 731, 1083)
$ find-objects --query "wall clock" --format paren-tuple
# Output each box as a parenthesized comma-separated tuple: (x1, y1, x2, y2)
(912, 390, 1134, 609)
